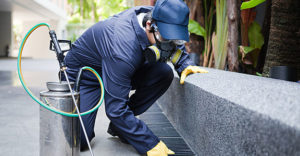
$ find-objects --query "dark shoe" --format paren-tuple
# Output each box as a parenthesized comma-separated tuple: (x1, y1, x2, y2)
(107, 123, 129, 144)
(80, 132, 95, 151)
(80, 145, 89, 151)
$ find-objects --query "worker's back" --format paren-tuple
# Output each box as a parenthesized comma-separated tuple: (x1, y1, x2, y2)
(67, 6, 153, 71)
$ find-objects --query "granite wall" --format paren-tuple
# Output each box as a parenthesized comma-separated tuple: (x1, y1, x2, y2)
(157, 67, 300, 156)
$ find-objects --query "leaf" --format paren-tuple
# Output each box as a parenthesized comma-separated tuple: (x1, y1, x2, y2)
(239, 45, 260, 67)
(241, 0, 266, 10)
(188, 19, 206, 37)
(241, 46, 256, 54)
(239, 46, 255, 64)
(214, 0, 228, 69)
(256, 72, 262, 76)
(248, 21, 264, 49)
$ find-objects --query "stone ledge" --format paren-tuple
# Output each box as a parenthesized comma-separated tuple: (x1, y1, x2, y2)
(157, 67, 300, 156)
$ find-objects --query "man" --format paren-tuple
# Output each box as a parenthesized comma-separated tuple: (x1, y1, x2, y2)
(63, 0, 208, 155)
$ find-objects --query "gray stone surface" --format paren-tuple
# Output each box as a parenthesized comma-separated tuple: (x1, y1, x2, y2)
(158, 66, 300, 156)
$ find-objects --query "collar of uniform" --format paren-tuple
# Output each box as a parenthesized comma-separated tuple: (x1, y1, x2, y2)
(131, 6, 153, 51)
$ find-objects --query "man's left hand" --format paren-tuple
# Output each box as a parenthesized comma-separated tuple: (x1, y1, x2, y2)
(180, 66, 208, 84)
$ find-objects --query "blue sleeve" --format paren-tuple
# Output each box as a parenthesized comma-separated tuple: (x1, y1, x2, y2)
(173, 44, 196, 76)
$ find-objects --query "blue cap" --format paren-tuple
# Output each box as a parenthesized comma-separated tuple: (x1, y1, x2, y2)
(152, 0, 190, 41)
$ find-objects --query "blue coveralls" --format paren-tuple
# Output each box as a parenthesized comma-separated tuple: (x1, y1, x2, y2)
(63, 6, 195, 154)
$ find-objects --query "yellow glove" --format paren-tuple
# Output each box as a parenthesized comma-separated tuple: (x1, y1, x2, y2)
(147, 141, 175, 156)
(180, 65, 208, 84)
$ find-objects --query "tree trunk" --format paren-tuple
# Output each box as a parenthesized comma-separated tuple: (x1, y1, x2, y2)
(263, 0, 300, 80)
(226, 0, 239, 71)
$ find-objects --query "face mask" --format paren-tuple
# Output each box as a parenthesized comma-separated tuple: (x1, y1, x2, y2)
(144, 24, 184, 64)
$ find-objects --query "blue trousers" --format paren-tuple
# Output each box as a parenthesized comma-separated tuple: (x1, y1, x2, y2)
(63, 55, 174, 153)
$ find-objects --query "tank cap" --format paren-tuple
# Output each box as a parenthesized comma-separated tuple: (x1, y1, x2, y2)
(47, 81, 74, 92)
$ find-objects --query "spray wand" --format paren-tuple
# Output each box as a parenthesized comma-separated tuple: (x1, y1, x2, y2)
(49, 30, 95, 156)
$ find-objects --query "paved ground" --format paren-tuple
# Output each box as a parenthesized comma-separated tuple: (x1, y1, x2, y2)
(0, 58, 194, 156)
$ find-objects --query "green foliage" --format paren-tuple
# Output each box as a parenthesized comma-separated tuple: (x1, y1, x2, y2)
(188, 19, 206, 37)
(248, 21, 264, 50)
(186, 0, 215, 67)
(202, 0, 215, 67)
(256, 72, 262, 76)
(68, 0, 93, 20)
(67, 0, 131, 41)
(67, 0, 130, 23)
(241, 0, 266, 10)
(239, 21, 264, 67)
(242, 46, 256, 54)
(213, 0, 228, 69)
(99, 0, 130, 19)
(68, 14, 81, 24)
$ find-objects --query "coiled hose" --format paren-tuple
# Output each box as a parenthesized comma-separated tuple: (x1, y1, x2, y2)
(17, 23, 104, 117)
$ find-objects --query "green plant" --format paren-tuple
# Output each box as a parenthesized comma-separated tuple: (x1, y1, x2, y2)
(68, 0, 98, 22)
(188, 19, 206, 37)
(187, 0, 229, 69)
(248, 22, 264, 50)
(238, 0, 266, 74)
(99, 0, 130, 19)
(203, 0, 215, 67)
(67, 0, 130, 42)
(239, 21, 264, 67)
(213, 0, 228, 69)
(256, 72, 262, 76)
(68, 0, 130, 22)
(187, 0, 215, 68)
(241, 0, 266, 10)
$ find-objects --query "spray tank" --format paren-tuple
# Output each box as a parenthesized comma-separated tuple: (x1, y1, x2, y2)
(17, 23, 104, 156)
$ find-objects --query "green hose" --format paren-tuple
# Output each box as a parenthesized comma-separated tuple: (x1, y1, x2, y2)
(17, 23, 104, 117)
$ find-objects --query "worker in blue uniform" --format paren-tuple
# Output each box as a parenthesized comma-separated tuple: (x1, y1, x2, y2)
(63, 0, 208, 155)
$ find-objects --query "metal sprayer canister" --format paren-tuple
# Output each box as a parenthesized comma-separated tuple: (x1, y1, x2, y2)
(40, 81, 80, 156)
